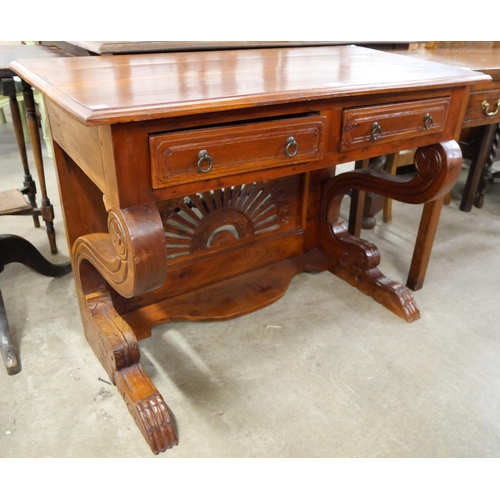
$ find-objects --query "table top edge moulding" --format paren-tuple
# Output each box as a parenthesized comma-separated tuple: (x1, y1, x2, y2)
(10, 46, 490, 126)
(8, 44, 491, 454)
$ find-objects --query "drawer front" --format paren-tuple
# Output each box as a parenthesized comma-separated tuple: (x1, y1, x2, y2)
(464, 89, 500, 126)
(340, 97, 450, 152)
(150, 116, 326, 189)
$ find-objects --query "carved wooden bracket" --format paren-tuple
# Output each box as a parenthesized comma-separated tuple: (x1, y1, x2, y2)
(318, 141, 462, 322)
(73, 201, 167, 298)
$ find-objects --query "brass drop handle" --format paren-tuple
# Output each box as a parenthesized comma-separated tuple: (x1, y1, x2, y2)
(424, 113, 434, 130)
(482, 99, 500, 117)
(197, 149, 213, 173)
(371, 122, 382, 141)
(285, 136, 298, 157)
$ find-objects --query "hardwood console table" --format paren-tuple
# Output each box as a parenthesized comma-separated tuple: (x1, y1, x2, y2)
(11, 46, 487, 454)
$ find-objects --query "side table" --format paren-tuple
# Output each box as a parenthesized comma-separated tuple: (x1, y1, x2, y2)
(0, 44, 70, 254)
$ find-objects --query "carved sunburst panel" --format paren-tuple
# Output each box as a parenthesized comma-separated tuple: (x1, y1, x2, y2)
(158, 181, 295, 260)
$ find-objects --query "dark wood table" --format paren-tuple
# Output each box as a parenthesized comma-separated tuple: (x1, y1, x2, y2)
(0, 44, 70, 254)
(393, 48, 500, 211)
(11, 45, 488, 454)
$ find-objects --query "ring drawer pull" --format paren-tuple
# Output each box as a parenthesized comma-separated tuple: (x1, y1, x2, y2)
(371, 122, 382, 141)
(197, 150, 213, 173)
(482, 99, 500, 117)
(424, 113, 434, 130)
(285, 136, 298, 157)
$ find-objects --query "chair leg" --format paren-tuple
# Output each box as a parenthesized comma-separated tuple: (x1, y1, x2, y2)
(382, 153, 398, 223)
(460, 124, 497, 212)
(348, 158, 370, 237)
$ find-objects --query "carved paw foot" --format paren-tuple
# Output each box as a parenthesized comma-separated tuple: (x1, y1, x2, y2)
(359, 269, 420, 322)
(84, 293, 178, 453)
(318, 220, 420, 322)
(115, 365, 178, 454)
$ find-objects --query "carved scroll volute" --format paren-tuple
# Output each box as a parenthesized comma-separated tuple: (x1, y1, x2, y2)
(73, 201, 167, 298)
(322, 140, 462, 223)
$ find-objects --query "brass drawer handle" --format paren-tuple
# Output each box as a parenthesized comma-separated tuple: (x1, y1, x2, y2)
(371, 122, 382, 141)
(482, 99, 500, 117)
(197, 150, 213, 173)
(285, 136, 298, 157)
(424, 113, 434, 130)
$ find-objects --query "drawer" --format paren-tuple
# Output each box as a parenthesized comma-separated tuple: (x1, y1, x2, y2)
(340, 97, 450, 152)
(464, 89, 500, 125)
(150, 116, 326, 189)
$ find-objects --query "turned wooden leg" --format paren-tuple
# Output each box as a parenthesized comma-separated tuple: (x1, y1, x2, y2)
(22, 80, 57, 254)
(1, 77, 39, 228)
(319, 141, 462, 322)
(348, 156, 386, 236)
(348, 158, 369, 237)
(460, 124, 497, 212)
(474, 124, 500, 209)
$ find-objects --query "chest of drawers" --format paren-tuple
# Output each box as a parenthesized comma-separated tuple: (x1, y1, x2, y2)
(11, 45, 488, 454)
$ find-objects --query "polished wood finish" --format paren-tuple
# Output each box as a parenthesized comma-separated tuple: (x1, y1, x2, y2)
(11, 46, 488, 454)
(393, 48, 500, 211)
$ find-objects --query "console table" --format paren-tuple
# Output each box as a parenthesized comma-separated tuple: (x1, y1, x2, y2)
(11, 46, 488, 454)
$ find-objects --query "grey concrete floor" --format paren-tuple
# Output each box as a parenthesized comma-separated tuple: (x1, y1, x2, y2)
(1, 112, 500, 459)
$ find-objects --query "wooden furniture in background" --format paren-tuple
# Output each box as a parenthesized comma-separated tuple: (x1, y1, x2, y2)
(348, 46, 500, 290)
(392, 47, 500, 212)
(0, 235, 71, 375)
(42, 41, 420, 56)
(0, 44, 69, 254)
(12, 46, 487, 454)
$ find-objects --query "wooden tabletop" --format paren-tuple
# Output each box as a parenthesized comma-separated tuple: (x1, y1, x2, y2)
(393, 48, 500, 81)
(11, 45, 489, 127)
(52, 41, 418, 55)
(0, 44, 69, 76)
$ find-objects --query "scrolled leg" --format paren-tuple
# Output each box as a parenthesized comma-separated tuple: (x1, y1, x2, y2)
(73, 202, 177, 453)
(318, 141, 462, 321)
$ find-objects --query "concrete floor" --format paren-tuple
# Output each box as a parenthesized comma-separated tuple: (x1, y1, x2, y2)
(1, 111, 500, 459)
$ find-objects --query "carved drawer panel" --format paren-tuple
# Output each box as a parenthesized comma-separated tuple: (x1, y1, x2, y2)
(340, 97, 450, 152)
(150, 116, 326, 188)
(464, 87, 500, 126)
